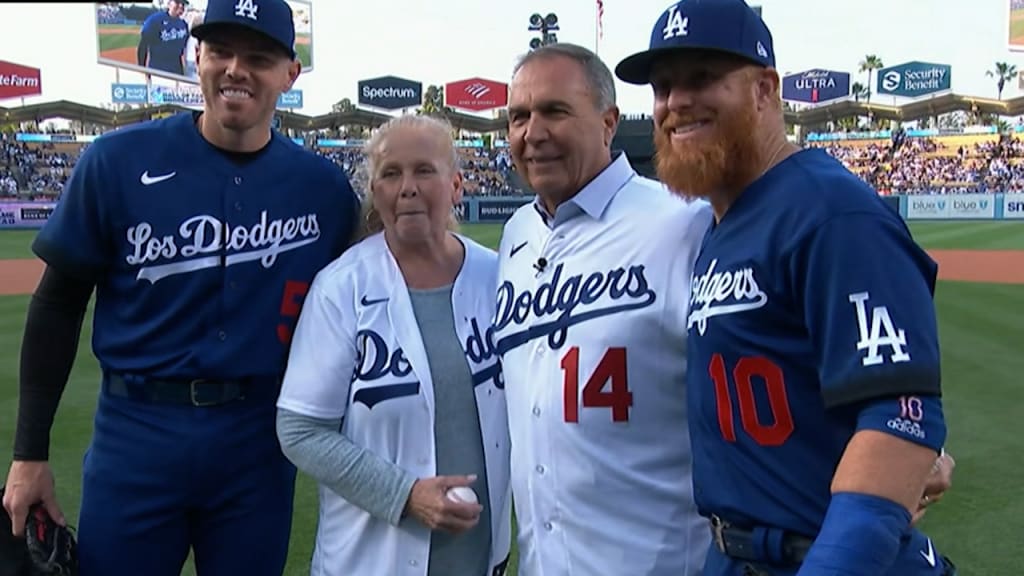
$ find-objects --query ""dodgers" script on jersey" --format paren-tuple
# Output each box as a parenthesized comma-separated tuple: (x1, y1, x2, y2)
(687, 258, 768, 336)
(126, 210, 321, 283)
(494, 262, 656, 352)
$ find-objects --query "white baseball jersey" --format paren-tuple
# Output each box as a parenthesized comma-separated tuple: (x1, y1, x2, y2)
(277, 232, 512, 576)
(494, 153, 713, 576)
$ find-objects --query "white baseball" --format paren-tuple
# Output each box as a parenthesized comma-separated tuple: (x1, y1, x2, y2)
(446, 486, 479, 504)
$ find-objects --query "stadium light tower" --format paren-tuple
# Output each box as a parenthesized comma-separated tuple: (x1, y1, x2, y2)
(528, 13, 560, 51)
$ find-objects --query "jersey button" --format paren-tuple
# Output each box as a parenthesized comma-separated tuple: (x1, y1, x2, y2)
(234, 201, 243, 212)
(544, 521, 553, 531)
(234, 176, 243, 185)
(532, 407, 541, 417)
(535, 465, 545, 475)
(408, 560, 418, 567)
(217, 330, 227, 341)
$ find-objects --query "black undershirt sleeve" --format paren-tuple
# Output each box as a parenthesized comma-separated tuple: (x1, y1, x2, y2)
(13, 265, 95, 461)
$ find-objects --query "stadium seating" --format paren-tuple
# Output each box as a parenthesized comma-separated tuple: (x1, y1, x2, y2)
(3, 126, 1022, 202)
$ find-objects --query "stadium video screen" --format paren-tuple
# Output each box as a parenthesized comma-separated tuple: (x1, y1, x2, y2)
(94, 1, 313, 84)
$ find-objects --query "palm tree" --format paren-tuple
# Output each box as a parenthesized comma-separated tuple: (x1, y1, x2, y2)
(850, 82, 871, 102)
(986, 62, 1018, 99)
(331, 98, 356, 113)
(836, 116, 858, 132)
(858, 55, 884, 103)
(417, 85, 453, 118)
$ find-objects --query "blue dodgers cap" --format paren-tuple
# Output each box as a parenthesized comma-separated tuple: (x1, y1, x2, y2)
(191, 0, 296, 59)
(615, 0, 775, 85)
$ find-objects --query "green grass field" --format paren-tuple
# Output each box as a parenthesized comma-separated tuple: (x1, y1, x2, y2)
(1, 221, 1022, 575)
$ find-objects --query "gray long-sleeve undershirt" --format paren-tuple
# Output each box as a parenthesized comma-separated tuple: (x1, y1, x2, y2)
(276, 408, 417, 526)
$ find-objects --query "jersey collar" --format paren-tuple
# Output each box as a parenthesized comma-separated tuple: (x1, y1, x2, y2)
(532, 150, 636, 228)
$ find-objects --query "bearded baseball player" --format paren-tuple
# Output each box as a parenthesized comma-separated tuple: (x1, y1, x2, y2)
(615, 0, 957, 575)
(495, 43, 712, 575)
(2, 0, 359, 574)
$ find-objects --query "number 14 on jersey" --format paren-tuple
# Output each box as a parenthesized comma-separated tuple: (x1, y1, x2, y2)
(560, 347, 633, 423)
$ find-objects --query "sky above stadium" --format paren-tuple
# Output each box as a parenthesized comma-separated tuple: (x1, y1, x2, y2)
(0, 0, 1019, 119)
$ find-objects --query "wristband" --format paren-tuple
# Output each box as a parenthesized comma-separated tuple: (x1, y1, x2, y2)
(856, 394, 946, 453)
(797, 492, 910, 576)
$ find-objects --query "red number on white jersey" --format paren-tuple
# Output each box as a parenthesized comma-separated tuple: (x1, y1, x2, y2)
(561, 347, 633, 423)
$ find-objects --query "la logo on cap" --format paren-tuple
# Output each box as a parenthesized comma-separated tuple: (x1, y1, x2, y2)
(234, 0, 258, 20)
(663, 4, 689, 40)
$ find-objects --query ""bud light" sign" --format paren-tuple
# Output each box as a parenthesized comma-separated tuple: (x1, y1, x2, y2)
(781, 69, 850, 104)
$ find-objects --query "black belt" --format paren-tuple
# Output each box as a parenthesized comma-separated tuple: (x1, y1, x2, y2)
(710, 515, 813, 566)
(103, 373, 280, 407)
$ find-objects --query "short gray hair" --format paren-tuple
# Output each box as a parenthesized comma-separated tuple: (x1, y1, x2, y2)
(513, 43, 617, 112)
(358, 114, 461, 239)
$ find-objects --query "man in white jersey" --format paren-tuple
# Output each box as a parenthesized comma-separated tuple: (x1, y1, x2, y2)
(493, 43, 712, 576)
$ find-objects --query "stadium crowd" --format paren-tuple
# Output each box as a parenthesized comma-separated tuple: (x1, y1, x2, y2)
(3, 125, 1024, 200)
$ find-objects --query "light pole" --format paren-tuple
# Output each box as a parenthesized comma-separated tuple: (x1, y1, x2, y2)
(528, 13, 559, 51)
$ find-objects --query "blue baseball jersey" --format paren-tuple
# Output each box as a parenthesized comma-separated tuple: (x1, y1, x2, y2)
(140, 11, 189, 74)
(33, 111, 359, 381)
(685, 148, 943, 538)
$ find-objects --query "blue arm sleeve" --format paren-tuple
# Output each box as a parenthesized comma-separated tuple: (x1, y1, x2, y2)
(32, 141, 114, 280)
(796, 212, 942, 408)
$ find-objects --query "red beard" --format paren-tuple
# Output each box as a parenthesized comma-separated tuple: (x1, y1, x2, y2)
(654, 95, 764, 200)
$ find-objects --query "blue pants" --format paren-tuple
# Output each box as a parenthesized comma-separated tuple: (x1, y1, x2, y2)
(76, 385, 296, 576)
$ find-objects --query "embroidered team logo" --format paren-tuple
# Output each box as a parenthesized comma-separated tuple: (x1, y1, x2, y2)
(125, 211, 320, 283)
(687, 258, 768, 335)
(662, 3, 689, 40)
(234, 0, 258, 20)
(849, 291, 910, 366)
(494, 263, 657, 353)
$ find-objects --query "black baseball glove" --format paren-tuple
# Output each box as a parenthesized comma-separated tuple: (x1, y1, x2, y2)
(0, 487, 77, 576)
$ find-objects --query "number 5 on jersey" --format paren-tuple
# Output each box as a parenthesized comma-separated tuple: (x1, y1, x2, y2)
(561, 347, 633, 423)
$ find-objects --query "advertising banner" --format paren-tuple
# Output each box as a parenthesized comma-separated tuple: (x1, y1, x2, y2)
(0, 201, 58, 229)
(114, 83, 303, 109)
(95, 0, 314, 84)
(905, 194, 994, 219)
(477, 198, 531, 222)
(0, 60, 42, 100)
(149, 84, 204, 108)
(1004, 193, 1024, 219)
(877, 61, 951, 98)
(111, 83, 149, 104)
(357, 76, 422, 110)
(781, 69, 850, 103)
(444, 78, 509, 112)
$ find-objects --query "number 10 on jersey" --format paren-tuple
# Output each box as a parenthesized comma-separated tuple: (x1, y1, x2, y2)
(561, 347, 633, 423)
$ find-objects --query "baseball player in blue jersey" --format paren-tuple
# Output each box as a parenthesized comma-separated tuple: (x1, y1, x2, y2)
(2, 0, 359, 574)
(138, 0, 190, 76)
(615, 1, 958, 575)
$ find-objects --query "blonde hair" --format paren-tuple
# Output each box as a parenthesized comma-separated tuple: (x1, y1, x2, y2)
(358, 114, 462, 240)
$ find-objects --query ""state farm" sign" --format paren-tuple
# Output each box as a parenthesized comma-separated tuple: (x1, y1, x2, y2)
(0, 60, 42, 100)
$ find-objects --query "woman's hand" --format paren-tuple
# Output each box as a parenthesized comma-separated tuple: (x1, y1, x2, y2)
(404, 474, 484, 534)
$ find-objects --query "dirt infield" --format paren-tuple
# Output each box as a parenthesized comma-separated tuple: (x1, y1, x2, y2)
(0, 259, 44, 296)
(1, 250, 1022, 296)
(928, 250, 1024, 285)
(100, 46, 139, 65)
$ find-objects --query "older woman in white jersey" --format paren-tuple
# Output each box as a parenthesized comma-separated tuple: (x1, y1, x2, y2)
(276, 114, 511, 576)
